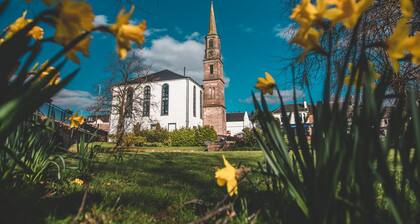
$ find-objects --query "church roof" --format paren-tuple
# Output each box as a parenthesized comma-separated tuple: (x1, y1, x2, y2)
(123, 69, 201, 86)
(227, 112, 246, 122)
(208, 1, 218, 35)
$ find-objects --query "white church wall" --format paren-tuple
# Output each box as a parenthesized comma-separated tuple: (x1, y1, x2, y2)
(187, 79, 203, 128)
(109, 78, 203, 136)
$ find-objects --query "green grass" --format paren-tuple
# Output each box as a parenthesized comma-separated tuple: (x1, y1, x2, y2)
(1, 149, 263, 223)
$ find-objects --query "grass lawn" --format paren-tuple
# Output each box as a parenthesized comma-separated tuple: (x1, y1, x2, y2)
(2, 148, 263, 223)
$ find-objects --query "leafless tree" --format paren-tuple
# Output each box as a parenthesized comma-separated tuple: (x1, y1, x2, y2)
(90, 53, 154, 148)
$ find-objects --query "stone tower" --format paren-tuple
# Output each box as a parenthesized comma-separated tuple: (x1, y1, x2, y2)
(203, 1, 226, 136)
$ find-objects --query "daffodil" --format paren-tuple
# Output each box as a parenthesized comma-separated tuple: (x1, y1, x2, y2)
(69, 113, 85, 128)
(290, 0, 318, 29)
(54, 0, 94, 63)
(387, 18, 411, 71)
(72, 178, 84, 185)
(39, 66, 61, 86)
(400, 0, 414, 17)
(110, 6, 147, 59)
(215, 156, 238, 196)
(291, 27, 322, 55)
(323, 0, 373, 28)
(405, 33, 420, 64)
(256, 72, 276, 95)
(66, 37, 91, 64)
(5, 11, 44, 40)
(28, 26, 44, 40)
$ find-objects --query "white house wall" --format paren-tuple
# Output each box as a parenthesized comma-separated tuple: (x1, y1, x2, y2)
(109, 78, 203, 135)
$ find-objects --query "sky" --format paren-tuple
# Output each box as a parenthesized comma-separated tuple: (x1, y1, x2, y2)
(2, 0, 324, 115)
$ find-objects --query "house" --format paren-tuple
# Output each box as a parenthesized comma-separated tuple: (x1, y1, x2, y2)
(87, 114, 110, 132)
(109, 70, 203, 134)
(272, 101, 312, 127)
(226, 112, 252, 136)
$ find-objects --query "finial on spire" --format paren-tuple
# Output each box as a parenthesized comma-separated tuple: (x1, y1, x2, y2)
(208, 1, 217, 35)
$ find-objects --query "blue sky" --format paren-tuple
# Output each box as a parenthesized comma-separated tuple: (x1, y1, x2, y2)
(3, 0, 324, 114)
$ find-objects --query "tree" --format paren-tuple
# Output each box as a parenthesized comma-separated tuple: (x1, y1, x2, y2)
(92, 52, 153, 149)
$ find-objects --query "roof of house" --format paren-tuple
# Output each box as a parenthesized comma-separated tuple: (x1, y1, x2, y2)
(124, 69, 201, 86)
(226, 112, 246, 122)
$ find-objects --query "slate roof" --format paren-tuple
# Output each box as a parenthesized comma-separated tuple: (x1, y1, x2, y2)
(226, 112, 245, 122)
(124, 69, 201, 86)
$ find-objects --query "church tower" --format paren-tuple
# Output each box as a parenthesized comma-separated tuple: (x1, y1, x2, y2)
(203, 1, 226, 136)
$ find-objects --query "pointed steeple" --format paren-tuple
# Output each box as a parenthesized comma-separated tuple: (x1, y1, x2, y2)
(208, 1, 217, 35)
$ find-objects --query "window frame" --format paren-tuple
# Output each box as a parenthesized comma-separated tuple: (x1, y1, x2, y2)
(161, 83, 169, 116)
(142, 86, 151, 117)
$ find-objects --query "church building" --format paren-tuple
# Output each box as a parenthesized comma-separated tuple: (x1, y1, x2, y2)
(109, 2, 231, 136)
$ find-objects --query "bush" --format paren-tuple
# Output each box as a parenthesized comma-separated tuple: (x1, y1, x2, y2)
(139, 125, 170, 145)
(194, 126, 217, 146)
(236, 127, 258, 147)
(170, 128, 196, 146)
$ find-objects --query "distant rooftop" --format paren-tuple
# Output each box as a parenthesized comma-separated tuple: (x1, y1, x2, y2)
(227, 112, 246, 122)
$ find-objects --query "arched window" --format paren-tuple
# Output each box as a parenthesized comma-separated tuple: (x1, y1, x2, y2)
(125, 87, 134, 118)
(209, 39, 214, 48)
(142, 86, 151, 117)
(200, 90, 203, 118)
(161, 84, 169, 115)
(210, 64, 214, 75)
(193, 86, 196, 117)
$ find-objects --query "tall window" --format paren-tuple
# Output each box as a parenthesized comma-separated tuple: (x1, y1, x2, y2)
(209, 39, 214, 48)
(210, 64, 214, 76)
(142, 86, 151, 117)
(125, 87, 134, 118)
(193, 86, 196, 117)
(161, 84, 169, 115)
(200, 90, 203, 118)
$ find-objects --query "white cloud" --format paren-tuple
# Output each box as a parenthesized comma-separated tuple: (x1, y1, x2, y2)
(239, 89, 305, 105)
(238, 24, 254, 33)
(52, 89, 96, 110)
(224, 76, 230, 88)
(93, 15, 108, 26)
(274, 24, 296, 41)
(144, 28, 168, 37)
(134, 35, 204, 83)
(185, 32, 202, 41)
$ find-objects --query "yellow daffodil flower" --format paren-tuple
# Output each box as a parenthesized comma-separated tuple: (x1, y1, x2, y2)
(110, 6, 147, 59)
(290, 0, 318, 29)
(323, 0, 373, 28)
(405, 33, 420, 64)
(28, 26, 44, 40)
(5, 11, 44, 40)
(401, 0, 414, 17)
(256, 72, 276, 95)
(215, 156, 238, 196)
(54, 0, 94, 63)
(66, 37, 91, 64)
(69, 113, 85, 129)
(291, 27, 322, 55)
(72, 178, 84, 185)
(387, 18, 411, 71)
(386, 0, 419, 71)
(343, 62, 380, 89)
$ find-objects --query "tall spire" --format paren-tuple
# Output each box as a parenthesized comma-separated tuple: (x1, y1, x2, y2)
(208, 1, 217, 35)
